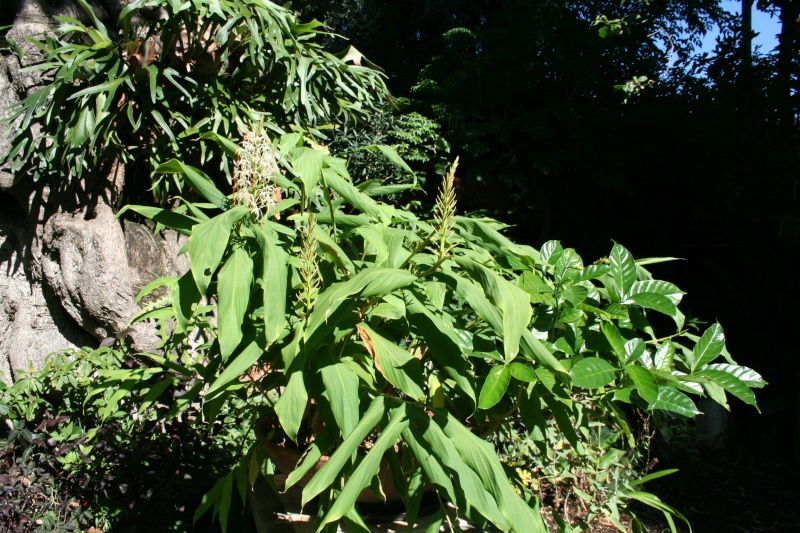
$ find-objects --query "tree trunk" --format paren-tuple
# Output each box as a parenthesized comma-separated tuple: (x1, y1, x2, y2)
(0, 0, 187, 383)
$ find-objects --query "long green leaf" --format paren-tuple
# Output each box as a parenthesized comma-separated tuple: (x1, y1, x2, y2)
(357, 324, 425, 400)
(625, 365, 659, 404)
(117, 204, 196, 235)
(404, 292, 476, 404)
(436, 271, 565, 372)
(654, 341, 675, 370)
(156, 159, 228, 209)
(435, 409, 546, 532)
(705, 364, 766, 388)
(628, 292, 676, 316)
(206, 340, 263, 398)
(651, 387, 700, 417)
(520, 330, 568, 373)
(478, 365, 511, 409)
(402, 427, 456, 503)
(570, 357, 617, 389)
(217, 246, 253, 359)
(454, 217, 540, 264)
(691, 323, 726, 372)
(320, 359, 361, 437)
(318, 405, 409, 530)
(623, 491, 691, 532)
(692, 369, 758, 409)
(199, 131, 240, 157)
(284, 428, 336, 491)
(609, 242, 637, 301)
(305, 268, 416, 347)
(364, 144, 417, 179)
(274, 353, 308, 443)
(630, 280, 684, 304)
(254, 226, 288, 344)
(172, 270, 201, 333)
(456, 257, 531, 361)
(602, 322, 627, 363)
(67, 76, 127, 101)
(302, 396, 386, 506)
(407, 408, 508, 530)
(189, 207, 249, 295)
(290, 146, 325, 195)
(321, 164, 388, 222)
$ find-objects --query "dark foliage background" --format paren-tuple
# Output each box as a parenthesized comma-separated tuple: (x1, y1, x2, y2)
(287, 0, 800, 462)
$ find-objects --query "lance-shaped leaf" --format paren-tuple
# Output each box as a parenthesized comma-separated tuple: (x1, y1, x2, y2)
(566, 263, 611, 282)
(602, 322, 627, 363)
(274, 353, 308, 443)
(357, 324, 425, 401)
(322, 164, 388, 222)
(172, 270, 201, 333)
(217, 246, 253, 360)
(654, 341, 675, 370)
(478, 366, 511, 409)
(692, 369, 759, 409)
(630, 280, 685, 305)
(254, 226, 288, 344)
(156, 159, 227, 209)
(363, 144, 417, 179)
(455, 257, 532, 361)
(404, 291, 476, 404)
(289, 146, 325, 195)
(571, 357, 618, 389)
(627, 292, 677, 317)
(302, 396, 387, 506)
(318, 405, 409, 529)
(625, 365, 659, 404)
(206, 339, 263, 399)
(406, 408, 508, 530)
(284, 428, 336, 492)
(453, 217, 540, 264)
(508, 362, 537, 382)
(651, 386, 700, 417)
(705, 364, 766, 388)
(435, 271, 566, 373)
(305, 268, 416, 348)
(189, 206, 249, 295)
(622, 491, 691, 532)
(624, 338, 646, 365)
(609, 242, 637, 301)
(320, 356, 361, 437)
(434, 409, 547, 532)
(117, 205, 196, 235)
(402, 427, 456, 504)
(691, 322, 726, 372)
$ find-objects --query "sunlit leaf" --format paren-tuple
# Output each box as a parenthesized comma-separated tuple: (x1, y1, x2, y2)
(217, 246, 253, 359)
(651, 386, 700, 417)
(571, 357, 618, 389)
(478, 365, 511, 409)
(609, 242, 637, 301)
(625, 365, 659, 404)
(691, 323, 725, 372)
(357, 324, 425, 400)
(189, 207, 249, 295)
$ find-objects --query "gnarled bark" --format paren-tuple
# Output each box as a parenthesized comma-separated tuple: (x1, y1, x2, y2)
(0, 0, 187, 383)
